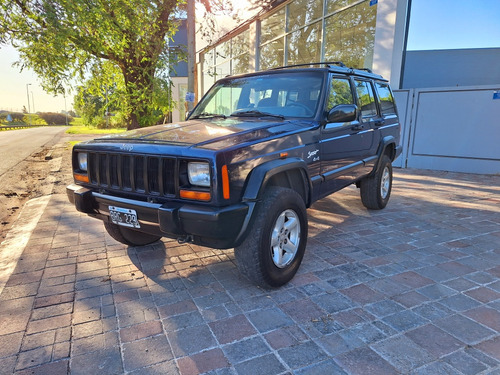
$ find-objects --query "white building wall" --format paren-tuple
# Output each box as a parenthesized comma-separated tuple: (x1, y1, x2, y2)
(373, 0, 408, 88)
(395, 86, 500, 174)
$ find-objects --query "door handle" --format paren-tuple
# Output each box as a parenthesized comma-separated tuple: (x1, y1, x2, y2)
(352, 124, 364, 131)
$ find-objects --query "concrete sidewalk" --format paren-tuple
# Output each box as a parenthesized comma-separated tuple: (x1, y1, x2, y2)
(0, 169, 499, 374)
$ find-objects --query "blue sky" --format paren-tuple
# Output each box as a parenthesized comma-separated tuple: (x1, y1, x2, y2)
(1, 0, 499, 112)
(407, 0, 500, 50)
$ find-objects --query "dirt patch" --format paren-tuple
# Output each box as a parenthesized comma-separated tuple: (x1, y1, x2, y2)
(0, 134, 96, 243)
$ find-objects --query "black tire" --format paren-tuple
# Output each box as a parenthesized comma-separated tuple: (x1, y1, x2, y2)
(103, 222, 162, 246)
(235, 186, 308, 288)
(360, 154, 393, 210)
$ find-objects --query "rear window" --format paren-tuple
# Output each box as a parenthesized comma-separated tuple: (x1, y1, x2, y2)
(354, 80, 377, 118)
(375, 82, 396, 116)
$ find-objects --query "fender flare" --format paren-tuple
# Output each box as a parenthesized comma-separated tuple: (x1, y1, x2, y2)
(233, 157, 312, 247)
(242, 157, 312, 206)
(374, 135, 397, 172)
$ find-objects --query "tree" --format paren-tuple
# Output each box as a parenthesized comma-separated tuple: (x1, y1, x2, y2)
(0, 0, 209, 129)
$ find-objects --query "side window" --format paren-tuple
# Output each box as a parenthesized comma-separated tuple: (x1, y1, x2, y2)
(327, 77, 354, 110)
(375, 82, 396, 116)
(354, 80, 377, 118)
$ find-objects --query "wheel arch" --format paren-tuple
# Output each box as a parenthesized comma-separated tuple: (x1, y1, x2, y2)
(373, 136, 397, 174)
(242, 158, 312, 207)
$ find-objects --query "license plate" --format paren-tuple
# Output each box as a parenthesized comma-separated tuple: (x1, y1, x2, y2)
(109, 206, 140, 228)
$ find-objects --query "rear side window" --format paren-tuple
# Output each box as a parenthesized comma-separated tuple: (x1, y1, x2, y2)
(354, 80, 377, 118)
(375, 82, 396, 116)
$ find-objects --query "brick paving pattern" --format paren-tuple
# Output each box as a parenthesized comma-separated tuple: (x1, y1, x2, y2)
(0, 169, 499, 374)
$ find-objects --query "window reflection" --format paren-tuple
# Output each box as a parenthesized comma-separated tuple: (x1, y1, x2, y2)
(261, 8, 286, 44)
(287, 21, 322, 65)
(324, 1, 376, 69)
(288, 0, 323, 31)
(260, 39, 285, 70)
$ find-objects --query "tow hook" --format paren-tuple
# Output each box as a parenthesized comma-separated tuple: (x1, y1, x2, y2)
(177, 235, 194, 244)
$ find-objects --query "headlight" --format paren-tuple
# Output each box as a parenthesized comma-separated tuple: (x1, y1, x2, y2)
(188, 162, 210, 187)
(78, 152, 88, 172)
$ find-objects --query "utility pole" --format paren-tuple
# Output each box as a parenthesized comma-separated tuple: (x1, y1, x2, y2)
(64, 93, 68, 126)
(187, 0, 195, 114)
(31, 91, 35, 113)
(26, 83, 32, 125)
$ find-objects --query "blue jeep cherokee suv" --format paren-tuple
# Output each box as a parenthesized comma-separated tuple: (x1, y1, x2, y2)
(67, 62, 402, 287)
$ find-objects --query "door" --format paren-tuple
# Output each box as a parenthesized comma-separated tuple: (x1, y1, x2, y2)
(319, 76, 374, 195)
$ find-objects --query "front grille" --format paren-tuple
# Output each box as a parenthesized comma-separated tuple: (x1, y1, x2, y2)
(87, 152, 176, 197)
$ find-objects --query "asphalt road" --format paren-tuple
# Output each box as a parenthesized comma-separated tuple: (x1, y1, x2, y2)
(0, 126, 68, 176)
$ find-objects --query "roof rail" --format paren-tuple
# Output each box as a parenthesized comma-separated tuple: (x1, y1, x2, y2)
(355, 67, 373, 73)
(270, 61, 346, 70)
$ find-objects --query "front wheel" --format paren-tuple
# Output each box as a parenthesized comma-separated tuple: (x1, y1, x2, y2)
(235, 187, 308, 288)
(104, 222, 162, 246)
(360, 154, 393, 210)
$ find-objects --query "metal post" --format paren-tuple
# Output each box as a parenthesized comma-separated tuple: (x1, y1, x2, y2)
(26, 83, 32, 125)
(26, 83, 31, 113)
(31, 91, 35, 113)
(187, 0, 195, 113)
(64, 94, 68, 126)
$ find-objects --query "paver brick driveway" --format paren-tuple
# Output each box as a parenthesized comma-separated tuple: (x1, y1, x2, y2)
(0, 168, 499, 374)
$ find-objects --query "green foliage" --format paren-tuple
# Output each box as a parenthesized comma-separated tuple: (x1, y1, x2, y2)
(38, 112, 73, 125)
(66, 125, 126, 134)
(0, 111, 24, 124)
(0, 0, 191, 129)
(23, 114, 47, 125)
(73, 60, 175, 128)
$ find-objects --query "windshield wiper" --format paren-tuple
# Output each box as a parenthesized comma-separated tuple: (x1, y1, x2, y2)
(230, 110, 285, 120)
(191, 112, 227, 119)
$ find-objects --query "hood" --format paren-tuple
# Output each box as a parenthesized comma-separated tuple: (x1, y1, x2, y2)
(95, 118, 312, 150)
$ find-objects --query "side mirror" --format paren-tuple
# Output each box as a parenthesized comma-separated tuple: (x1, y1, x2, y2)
(327, 104, 358, 123)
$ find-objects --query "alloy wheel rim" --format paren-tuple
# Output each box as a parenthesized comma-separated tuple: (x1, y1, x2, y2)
(270, 209, 300, 268)
(381, 166, 391, 199)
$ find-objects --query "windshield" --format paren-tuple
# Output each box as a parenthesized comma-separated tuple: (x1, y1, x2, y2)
(190, 71, 325, 119)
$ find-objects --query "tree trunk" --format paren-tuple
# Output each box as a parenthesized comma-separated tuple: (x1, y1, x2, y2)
(122, 62, 156, 130)
(129, 113, 140, 130)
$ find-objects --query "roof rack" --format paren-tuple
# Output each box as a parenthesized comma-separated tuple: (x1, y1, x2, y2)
(356, 67, 373, 73)
(270, 62, 346, 70)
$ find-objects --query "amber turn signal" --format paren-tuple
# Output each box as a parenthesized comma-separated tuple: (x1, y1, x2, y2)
(221, 165, 230, 199)
(180, 189, 211, 201)
(74, 173, 89, 183)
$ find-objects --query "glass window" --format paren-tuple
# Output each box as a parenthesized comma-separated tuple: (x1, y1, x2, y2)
(286, 21, 322, 65)
(203, 68, 216, 93)
(232, 54, 250, 75)
(324, 1, 376, 69)
(178, 84, 187, 121)
(191, 71, 324, 120)
(328, 78, 353, 110)
(375, 82, 396, 116)
(355, 80, 377, 118)
(216, 41, 231, 65)
(261, 8, 286, 44)
(214, 61, 230, 80)
(260, 39, 284, 70)
(198, 86, 243, 116)
(288, 0, 323, 31)
(232, 30, 250, 58)
(326, 0, 360, 14)
(204, 48, 215, 67)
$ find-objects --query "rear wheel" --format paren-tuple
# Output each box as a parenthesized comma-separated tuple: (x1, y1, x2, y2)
(103, 222, 162, 246)
(235, 186, 308, 288)
(360, 154, 393, 210)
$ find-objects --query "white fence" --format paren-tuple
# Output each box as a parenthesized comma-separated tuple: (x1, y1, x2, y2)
(394, 85, 500, 175)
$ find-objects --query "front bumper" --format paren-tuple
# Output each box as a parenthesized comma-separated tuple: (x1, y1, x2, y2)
(66, 184, 250, 248)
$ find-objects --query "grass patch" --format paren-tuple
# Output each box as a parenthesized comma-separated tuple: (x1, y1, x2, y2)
(67, 140, 82, 149)
(66, 125, 127, 135)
